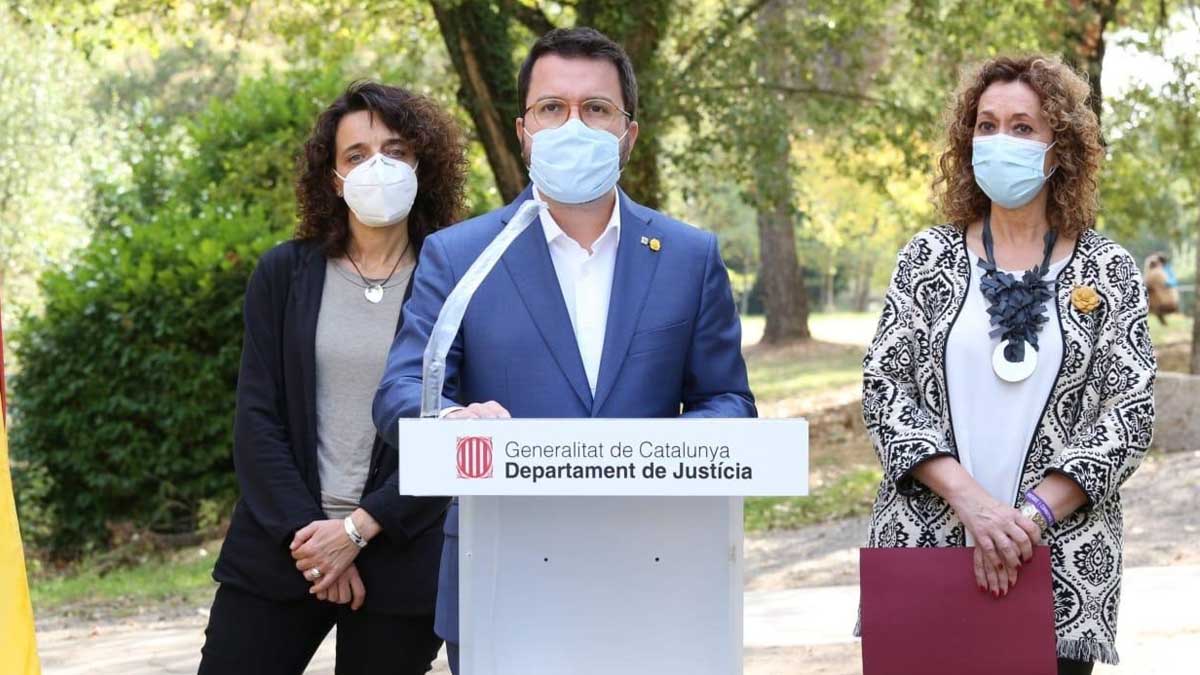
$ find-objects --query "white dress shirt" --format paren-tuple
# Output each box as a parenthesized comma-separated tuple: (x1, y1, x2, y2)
(440, 189, 621, 416)
(534, 186, 621, 395)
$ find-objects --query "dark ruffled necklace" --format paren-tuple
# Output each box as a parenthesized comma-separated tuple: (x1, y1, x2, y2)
(977, 213, 1058, 382)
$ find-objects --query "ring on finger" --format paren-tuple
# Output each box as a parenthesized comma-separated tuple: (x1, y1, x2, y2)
(309, 567, 322, 580)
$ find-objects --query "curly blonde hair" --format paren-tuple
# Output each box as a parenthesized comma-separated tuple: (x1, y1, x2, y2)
(933, 55, 1103, 238)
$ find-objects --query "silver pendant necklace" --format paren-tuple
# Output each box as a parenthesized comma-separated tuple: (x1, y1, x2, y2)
(346, 241, 411, 304)
(363, 284, 385, 304)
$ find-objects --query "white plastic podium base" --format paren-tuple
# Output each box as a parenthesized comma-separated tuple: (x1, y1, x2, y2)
(459, 495, 743, 675)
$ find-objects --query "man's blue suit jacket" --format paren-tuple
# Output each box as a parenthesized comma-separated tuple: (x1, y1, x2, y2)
(373, 186, 756, 643)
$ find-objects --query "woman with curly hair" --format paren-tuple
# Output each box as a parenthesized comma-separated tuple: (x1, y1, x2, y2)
(860, 56, 1155, 674)
(200, 81, 467, 675)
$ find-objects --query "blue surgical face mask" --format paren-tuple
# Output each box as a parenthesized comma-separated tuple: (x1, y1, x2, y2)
(526, 118, 626, 204)
(972, 134, 1057, 209)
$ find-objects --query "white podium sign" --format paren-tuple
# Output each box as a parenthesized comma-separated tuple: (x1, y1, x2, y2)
(398, 418, 808, 675)
(397, 418, 807, 496)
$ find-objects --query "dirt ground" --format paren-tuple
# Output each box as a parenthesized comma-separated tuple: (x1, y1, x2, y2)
(1155, 341, 1192, 374)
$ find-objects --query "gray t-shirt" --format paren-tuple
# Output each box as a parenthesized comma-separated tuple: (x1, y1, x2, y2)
(315, 258, 412, 519)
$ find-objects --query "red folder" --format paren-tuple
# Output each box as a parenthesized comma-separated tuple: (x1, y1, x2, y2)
(860, 546, 1057, 675)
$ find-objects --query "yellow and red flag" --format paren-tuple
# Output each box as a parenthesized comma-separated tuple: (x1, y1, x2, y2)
(1, 295, 42, 674)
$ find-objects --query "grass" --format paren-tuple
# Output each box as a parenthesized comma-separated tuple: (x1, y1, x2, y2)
(1150, 314, 1193, 347)
(745, 467, 881, 531)
(740, 311, 872, 411)
(31, 545, 218, 614)
(746, 341, 864, 404)
(739, 312, 882, 532)
(1148, 315, 1194, 373)
(1150, 313, 1192, 344)
(740, 312, 879, 348)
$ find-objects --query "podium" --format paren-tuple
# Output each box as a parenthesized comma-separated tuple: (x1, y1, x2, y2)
(399, 417, 808, 675)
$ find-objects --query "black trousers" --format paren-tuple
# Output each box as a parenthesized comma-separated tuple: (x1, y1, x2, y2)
(198, 584, 442, 675)
(1058, 658, 1094, 675)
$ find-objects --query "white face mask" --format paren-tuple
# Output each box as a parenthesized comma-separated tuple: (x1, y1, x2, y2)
(334, 154, 418, 227)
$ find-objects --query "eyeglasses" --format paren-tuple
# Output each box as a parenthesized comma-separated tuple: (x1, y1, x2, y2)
(523, 97, 632, 132)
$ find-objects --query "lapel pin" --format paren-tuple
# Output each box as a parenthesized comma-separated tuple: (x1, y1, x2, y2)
(640, 236, 649, 245)
(649, 237, 661, 252)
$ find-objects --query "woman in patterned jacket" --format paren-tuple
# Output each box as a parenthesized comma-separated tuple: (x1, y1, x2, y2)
(860, 55, 1155, 674)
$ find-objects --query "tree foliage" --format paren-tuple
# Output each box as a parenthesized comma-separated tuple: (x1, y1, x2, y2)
(0, 8, 109, 338)
(9, 68, 350, 555)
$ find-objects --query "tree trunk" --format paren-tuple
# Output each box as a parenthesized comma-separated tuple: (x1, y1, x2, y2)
(757, 205, 810, 342)
(431, 1, 528, 203)
(581, 0, 672, 208)
(1191, 213, 1200, 375)
(753, 0, 810, 343)
(431, 1, 672, 207)
(1063, 0, 1117, 124)
(823, 266, 836, 312)
(854, 258, 874, 312)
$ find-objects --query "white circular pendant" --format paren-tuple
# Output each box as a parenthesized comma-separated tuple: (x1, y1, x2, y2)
(364, 285, 385, 304)
(992, 341, 1037, 382)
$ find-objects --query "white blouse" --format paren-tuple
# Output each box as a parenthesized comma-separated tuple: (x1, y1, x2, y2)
(946, 249, 1070, 516)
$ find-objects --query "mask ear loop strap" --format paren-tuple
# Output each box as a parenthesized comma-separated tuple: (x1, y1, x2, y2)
(1042, 140, 1058, 179)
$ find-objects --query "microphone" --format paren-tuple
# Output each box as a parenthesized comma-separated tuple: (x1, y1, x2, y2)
(420, 198, 548, 418)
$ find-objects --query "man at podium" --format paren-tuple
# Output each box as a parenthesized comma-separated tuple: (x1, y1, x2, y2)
(374, 26, 756, 674)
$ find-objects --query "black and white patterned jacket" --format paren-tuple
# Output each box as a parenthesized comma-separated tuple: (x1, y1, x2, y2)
(860, 224, 1156, 665)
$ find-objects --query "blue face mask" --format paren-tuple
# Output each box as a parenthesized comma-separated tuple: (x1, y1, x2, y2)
(526, 118, 626, 204)
(972, 134, 1057, 209)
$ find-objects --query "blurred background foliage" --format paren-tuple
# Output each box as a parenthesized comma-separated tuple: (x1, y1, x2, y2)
(1, 0, 1198, 558)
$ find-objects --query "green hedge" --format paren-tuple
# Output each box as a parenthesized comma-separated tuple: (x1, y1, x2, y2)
(10, 69, 348, 557)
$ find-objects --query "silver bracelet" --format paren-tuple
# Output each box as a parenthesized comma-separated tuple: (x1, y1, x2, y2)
(344, 515, 368, 548)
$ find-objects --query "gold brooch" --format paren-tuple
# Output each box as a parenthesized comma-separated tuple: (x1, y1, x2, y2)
(1071, 285, 1100, 313)
(649, 238, 661, 252)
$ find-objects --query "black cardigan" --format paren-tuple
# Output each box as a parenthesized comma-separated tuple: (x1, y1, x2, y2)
(212, 239, 448, 615)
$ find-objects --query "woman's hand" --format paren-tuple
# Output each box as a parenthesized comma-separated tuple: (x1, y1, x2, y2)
(316, 563, 367, 610)
(912, 457, 1041, 598)
(951, 485, 1041, 596)
(291, 518, 363, 595)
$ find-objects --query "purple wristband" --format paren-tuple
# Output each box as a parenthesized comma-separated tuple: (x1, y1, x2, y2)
(1024, 490, 1056, 527)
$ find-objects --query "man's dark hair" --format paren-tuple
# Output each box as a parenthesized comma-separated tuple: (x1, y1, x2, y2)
(517, 27, 638, 119)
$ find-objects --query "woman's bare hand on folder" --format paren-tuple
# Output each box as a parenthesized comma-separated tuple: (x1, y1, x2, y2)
(912, 457, 1042, 597)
